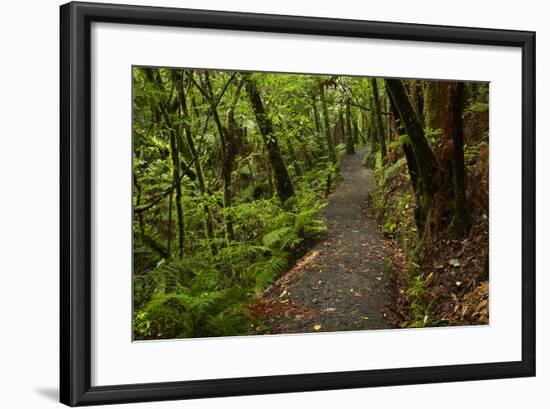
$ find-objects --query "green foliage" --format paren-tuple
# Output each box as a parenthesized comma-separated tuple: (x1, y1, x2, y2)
(424, 127, 444, 145)
(133, 179, 327, 338)
(246, 252, 289, 292)
(134, 287, 252, 339)
(381, 156, 407, 185)
(382, 220, 397, 236)
(387, 134, 411, 151)
(406, 273, 438, 328)
(466, 101, 489, 113)
(335, 142, 347, 157)
(464, 140, 489, 167)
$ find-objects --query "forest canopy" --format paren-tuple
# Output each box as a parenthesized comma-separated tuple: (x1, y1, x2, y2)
(132, 67, 489, 340)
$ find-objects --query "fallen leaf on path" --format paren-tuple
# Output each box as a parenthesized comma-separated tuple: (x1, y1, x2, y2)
(362, 316, 369, 320)
(313, 324, 322, 331)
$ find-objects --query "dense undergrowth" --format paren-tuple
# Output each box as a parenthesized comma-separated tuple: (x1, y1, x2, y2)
(134, 173, 336, 340)
(369, 107, 490, 328)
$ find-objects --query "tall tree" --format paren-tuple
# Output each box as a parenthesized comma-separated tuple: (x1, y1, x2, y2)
(319, 82, 337, 164)
(201, 72, 241, 243)
(244, 74, 295, 202)
(387, 89, 423, 232)
(223, 78, 245, 241)
(370, 78, 387, 160)
(423, 80, 439, 130)
(345, 95, 355, 154)
(449, 82, 471, 237)
(177, 71, 216, 252)
(167, 117, 185, 257)
(385, 78, 440, 234)
(409, 80, 424, 125)
(146, 68, 185, 257)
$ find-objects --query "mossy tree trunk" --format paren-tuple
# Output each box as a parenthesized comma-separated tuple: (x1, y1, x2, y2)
(365, 105, 377, 168)
(409, 80, 424, 125)
(388, 90, 423, 233)
(385, 78, 440, 235)
(223, 78, 245, 241)
(345, 96, 355, 154)
(370, 78, 387, 160)
(423, 80, 439, 130)
(319, 83, 337, 164)
(310, 96, 327, 158)
(168, 124, 185, 257)
(244, 74, 295, 202)
(202, 72, 243, 243)
(147, 68, 185, 257)
(360, 109, 368, 144)
(176, 71, 216, 253)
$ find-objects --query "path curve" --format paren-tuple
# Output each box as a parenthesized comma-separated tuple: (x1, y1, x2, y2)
(260, 147, 394, 334)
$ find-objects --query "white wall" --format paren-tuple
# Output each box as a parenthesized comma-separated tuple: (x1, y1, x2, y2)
(0, 0, 546, 408)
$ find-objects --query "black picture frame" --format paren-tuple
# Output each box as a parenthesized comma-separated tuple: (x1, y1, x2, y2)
(60, 1, 536, 406)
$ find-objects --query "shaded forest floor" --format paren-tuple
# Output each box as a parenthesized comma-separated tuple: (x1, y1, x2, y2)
(252, 147, 394, 334)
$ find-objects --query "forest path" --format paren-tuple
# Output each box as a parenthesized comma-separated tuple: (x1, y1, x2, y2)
(258, 147, 394, 334)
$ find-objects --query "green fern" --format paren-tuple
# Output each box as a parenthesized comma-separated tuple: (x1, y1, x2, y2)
(135, 287, 252, 339)
(262, 226, 292, 248)
(249, 252, 289, 291)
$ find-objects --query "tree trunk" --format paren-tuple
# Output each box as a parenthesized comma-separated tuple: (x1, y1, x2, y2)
(360, 109, 368, 144)
(365, 106, 377, 168)
(176, 71, 216, 252)
(166, 189, 173, 256)
(319, 83, 337, 164)
(423, 80, 439, 130)
(202, 72, 243, 244)
(345, 96, 355, 154)
(147, 68, 185, 257)
(409, 80, 424, 125)
(294, 130, 313, 170)
(449, 82, 471, 237)
(133, 172, 145, 237)
(168, 125, 185, 257)
(352, 118, 360, 145)
(311, 97, 326, 157)
(222, 78, 244, 242)
(244, 75, 295, 202)
(385, 79, 440, 234)
(337, 107, 345, 145)
(370, 78, 387, 159)
(388, 91, 423, 233)
(312, 97, 321, 134)
(386, 97, 393, 141)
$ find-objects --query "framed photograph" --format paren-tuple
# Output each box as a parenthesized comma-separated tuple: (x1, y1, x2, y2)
(60, 1, 535, 406)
